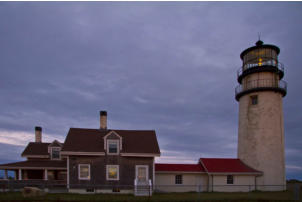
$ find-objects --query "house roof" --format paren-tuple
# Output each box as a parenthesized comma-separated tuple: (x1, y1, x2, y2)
(0, 160, 66, 169)
(49, 140, 62, 147)
(200, 158, 261, 174)
(21, 142, 51, 156)
(61, 128, 160, 154)
(155, 163, 206, 172)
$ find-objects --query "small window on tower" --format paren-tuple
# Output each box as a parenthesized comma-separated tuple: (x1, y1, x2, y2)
(251, 95, 258, 105)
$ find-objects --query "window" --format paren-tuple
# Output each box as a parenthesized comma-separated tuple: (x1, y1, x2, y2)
(227, 175, 233, 184)
(51, 147, 61, 160)
(175, 175, 183, 184)
(251, 95, 258, 105)
(78, 164, 90, 180)
(106, 165, 119, 180)
(107, 140, 119, 154)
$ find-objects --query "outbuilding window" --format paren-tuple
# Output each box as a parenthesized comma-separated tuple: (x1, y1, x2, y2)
(78, 164, 90, 180)
(175, 175, 183, 184)
(227, 175, 234, 184)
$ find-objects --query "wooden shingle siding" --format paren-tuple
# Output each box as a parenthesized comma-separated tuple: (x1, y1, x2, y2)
(69, 155, 154, 188)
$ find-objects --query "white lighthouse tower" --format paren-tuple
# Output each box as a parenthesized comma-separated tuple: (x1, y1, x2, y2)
(236, 40, 287, 191)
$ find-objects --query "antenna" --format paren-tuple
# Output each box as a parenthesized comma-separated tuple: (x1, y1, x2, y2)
(258, 32, 261, 41)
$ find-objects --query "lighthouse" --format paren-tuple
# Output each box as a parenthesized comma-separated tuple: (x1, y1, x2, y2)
(235, 40, 287, 190)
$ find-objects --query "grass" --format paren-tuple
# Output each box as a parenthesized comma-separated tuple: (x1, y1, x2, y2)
(0, 191, 297, 202)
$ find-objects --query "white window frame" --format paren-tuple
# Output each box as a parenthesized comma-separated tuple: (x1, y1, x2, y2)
(175, 174, 183, 185)
(227, 175, 234, 184)
(106, 165, 119, 181)
(50, 147, 61, 160)
(107, 140, 119, 155)
(78, 164, 90, 180)
(103, 131, 123, 151)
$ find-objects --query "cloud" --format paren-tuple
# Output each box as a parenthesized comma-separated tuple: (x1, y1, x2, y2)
(0, 130, 64, 146)
(0, 2, 301, 180)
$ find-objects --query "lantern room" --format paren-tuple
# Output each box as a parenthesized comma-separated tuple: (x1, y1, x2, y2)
(237, 40, 284, 84)
(235, 40, 287, 101)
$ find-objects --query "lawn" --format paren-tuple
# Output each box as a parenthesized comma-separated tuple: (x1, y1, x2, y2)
(0, 191, 298, 202)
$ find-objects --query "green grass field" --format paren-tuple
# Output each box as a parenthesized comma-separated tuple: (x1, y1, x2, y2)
(0, 191, 298, 202)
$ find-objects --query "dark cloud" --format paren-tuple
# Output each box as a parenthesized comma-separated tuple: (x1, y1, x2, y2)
(0, 2, 301, 179)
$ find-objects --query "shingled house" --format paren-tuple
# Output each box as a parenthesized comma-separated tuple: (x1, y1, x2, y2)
(0, 111, 261, 193)
(0, 127, 66, 183)
(0, 111, 160, 195)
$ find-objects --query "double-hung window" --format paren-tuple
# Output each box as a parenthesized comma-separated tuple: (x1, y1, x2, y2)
(107, 140, 119, 155)
(175, 175, 183, 184)
(227, 175, 234, 184)
(106, 165, 119, 181)
(79, 164, 90, 180)
(51, 147, 61, 160)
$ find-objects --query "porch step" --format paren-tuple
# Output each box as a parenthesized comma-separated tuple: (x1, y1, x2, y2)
(135, 186, 151, 196)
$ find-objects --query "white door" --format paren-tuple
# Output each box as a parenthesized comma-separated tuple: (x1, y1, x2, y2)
(136, 165, 148, 185)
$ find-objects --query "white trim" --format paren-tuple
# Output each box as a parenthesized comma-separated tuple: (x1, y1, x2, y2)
(61, 151, 105, 156)
(152, 158, 155, 189)
(120, 153, 160, 157)
(208, 172, 262, 175)
(107, 139, 119, 155)
(0, 166, 66, 170)
(78, 164, 90, 180)
(44, 169, 48, 180)
(103, 131, 123, 151)
(226, 174, 234, 184)
(4, 170, 8, 180)
(18, 169, 22, 180)
(155, 171, 207, 174)
(21, 155, 49, 158)
(106, 165, 119, 181)
(50, 147, 61, 160)
(103, 131, 122, 140)
(49, 140, 63, 147)
(175, 174, 183, 185)
(199, 159, 209, 173)
(67, 156, 70, 189)
(135, 165, 149, 182)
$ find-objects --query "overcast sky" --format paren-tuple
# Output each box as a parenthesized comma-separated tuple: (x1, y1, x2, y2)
(0, 2, 301, 180)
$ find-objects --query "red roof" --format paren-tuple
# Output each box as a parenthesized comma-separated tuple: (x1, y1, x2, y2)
(200, 158, 261, 173)
(155, 163, 206, 172)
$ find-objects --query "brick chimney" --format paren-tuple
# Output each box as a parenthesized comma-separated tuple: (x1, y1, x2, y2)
(100, 111, 107, 130)
(35, 126, 42, 143)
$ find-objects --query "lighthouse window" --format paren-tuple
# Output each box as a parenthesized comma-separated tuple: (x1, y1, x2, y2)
(251, 95, 258, 105)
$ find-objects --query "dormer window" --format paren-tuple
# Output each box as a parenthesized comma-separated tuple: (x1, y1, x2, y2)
(48, 140, 62, 160)
(107, 140, 119, 155)
(51, 147, 61, 160)
(103, 131, 122, 155)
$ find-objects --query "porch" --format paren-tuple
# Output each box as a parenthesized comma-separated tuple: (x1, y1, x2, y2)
(0, 160, 67, 190)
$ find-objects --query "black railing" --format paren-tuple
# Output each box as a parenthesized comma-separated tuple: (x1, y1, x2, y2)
(235, 79, 287, 100)
(237, 59, 284, 78)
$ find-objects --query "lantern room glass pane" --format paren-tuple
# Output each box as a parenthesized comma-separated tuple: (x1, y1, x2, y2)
(243, 48, 278, 70)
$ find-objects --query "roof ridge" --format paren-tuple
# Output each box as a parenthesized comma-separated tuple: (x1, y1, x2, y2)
(200, 157, 239, 160)
(155, 163, 200, 165)
(28, 142, 51, 144)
